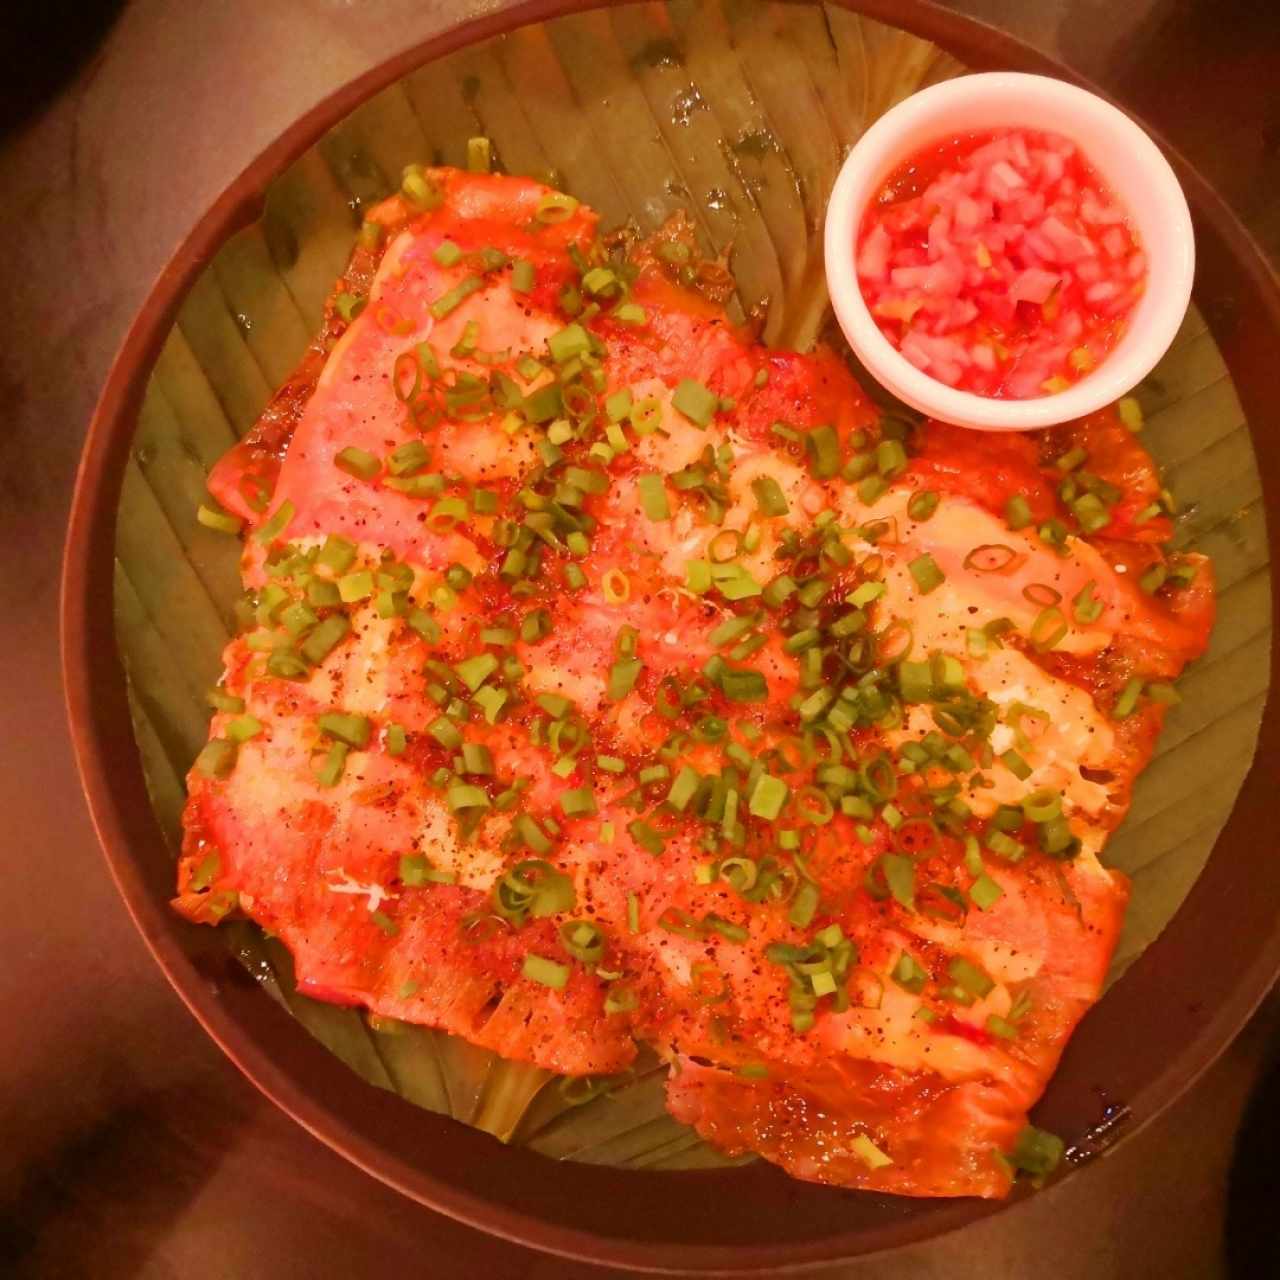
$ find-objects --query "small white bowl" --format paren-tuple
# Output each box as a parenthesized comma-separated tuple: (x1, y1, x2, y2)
(824, 72, 1195, 431)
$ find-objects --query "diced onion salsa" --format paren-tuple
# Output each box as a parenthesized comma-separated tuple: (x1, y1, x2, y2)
(856, 128, 1146, 399)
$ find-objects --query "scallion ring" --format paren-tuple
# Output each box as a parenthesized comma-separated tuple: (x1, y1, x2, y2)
(963, 544, 1020, 573)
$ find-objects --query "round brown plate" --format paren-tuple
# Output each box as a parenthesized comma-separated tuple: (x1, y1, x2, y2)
(61, 1, 1280, 1272)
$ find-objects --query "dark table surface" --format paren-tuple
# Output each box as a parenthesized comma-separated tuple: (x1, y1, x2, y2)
(3, 2, 1278, 1276)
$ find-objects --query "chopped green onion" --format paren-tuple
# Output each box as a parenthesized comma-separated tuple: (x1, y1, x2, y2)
(848, 581, 885, 607)
(460, 743, 493, 776)
(197, 502, 242, 535)
(472, 685, 508, 725)
(433, 239, 463, 267)
(510, 258, 536, 293)
(672, 378, 718, 427)
(535, 191, 579, 224)
(547, 322, 591, 364)
(317, 712, 371, 748)
(207, 688, 245, 714)
(1072, 580, 1104, 624)
(718, 668, 768, 702)
(907, 490, 938, 522)
(752, 475, 790, 517)
(1005, 494, 1032, 531)
(1021, 788, 1061, 823)
(891, 953, 928, 994)
(1029, 606, 1068, 652)
(907, 553, 945, 595)
(444, 563, 473, 592)
(1139, 563, 1168, 594)
(1001, 749, 1032, 781)
(466, 136, 491, 172)
(335, 292, 365, 323)
(400, 165, 441, 210)
(1009, 1126, 1065, 1177)
(427, 715, 463, 751)
(789, 880, 820, 928)
(947, 956, 994, 999)
(969, 873, 1003, 911)
(400, 853, 451, 886)
(667, 766, 701, 812)
(254, 499, 295, 546)
(406, 609, 441, 645)
(748, 774, 789, 821)
(805, 425, 841, 479)
(987, 830, 1025, 862)
(858, 474, 889, 504)
(1112, 676, 1144, 719)
(637, 472, 670, 520)
(447, 784, 490, 812)
(385, 440, 429, 479)
(336, 570, 373, 604)
(628, 820, 666, 857)
(195, 738, 238, 779)
(429, 274, 484, 320)
(300, 615, 350, 665)
(318, 535, 357, 574)
(1072, 492, 1111, 533)
(560, 787, 598, 818)
(607, 656, 643, 701)
(522, 953, 570, 989)
(314, 741, 349, 787)
(454, 653, 498, 692)
(522, 382, 563, 424)
(1117, 397, 1144, 432)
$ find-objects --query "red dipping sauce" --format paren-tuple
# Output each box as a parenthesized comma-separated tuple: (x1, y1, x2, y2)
(856, 128, 1146, 400)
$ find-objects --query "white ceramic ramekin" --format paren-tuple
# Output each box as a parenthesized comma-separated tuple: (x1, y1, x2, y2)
(824, 72, 1195, 431)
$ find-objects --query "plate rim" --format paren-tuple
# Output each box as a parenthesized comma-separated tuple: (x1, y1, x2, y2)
(59, 0, 1280, 1272)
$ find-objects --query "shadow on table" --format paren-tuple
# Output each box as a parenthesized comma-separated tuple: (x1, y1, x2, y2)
(2, 0, 126, 139)
(1226, 1046, 1280, 1278)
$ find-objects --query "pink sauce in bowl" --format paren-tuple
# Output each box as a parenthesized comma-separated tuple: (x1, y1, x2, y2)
(856, 128, 1146, 400)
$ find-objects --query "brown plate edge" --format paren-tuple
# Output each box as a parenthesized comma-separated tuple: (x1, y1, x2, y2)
(58, 0, 1280, 1274)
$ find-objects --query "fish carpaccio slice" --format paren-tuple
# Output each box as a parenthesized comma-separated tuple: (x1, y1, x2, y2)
(177, 169, 1213, 1197)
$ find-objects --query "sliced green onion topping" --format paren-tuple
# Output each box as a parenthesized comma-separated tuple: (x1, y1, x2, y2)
(522, 953, 570, 989)
(672, 378, 717, 427)
(805, 425, 841, 480)
(907, 490, 939, 522)
(1009, 1125, 1065, 1177)
(752, 475, 790, 517)
(1005, 494, 1032, 531)
(637, 472, 670, 521)
(947, 955, 994, 999)
(466, 136, 491, 173)
(254, 500, 295, 546)
(891, 952, 928, 994)
(197, 503, 243, 535)
(969, 873, 1004, 911)
(1112, 676, 1144, 719)
(317, 712, 371, 749)
(607, 656, 643, 701)
(907, 553, 945, 595)
(535, 191, 580, 224)
(195, 738, 238, 779)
